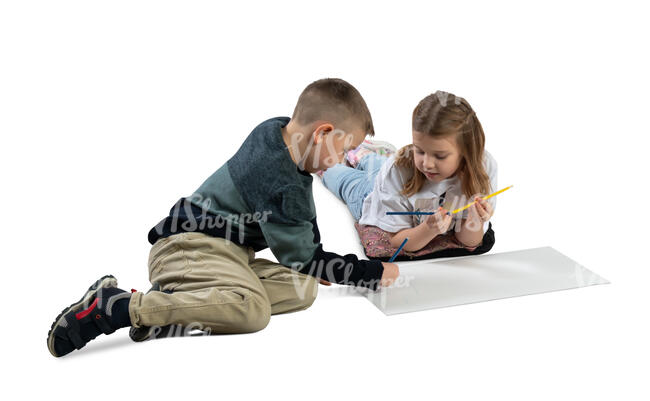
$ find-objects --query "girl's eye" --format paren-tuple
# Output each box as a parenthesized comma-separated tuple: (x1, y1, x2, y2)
(436, 156, 447, 160)
(414, 149, 424, 155)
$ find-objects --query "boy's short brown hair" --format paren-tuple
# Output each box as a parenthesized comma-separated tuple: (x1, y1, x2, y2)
(292, 78, 374, 135)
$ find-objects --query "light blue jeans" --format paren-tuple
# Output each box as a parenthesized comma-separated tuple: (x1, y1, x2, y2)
(321, 153, 388, 221)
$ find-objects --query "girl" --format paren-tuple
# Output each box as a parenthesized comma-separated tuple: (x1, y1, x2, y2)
(321, 91, 498, 253)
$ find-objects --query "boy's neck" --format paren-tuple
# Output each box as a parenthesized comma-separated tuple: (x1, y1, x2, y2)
(281, 119, 310, 167)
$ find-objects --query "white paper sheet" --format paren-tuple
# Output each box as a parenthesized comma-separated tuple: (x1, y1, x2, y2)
(362, 246, 609, 315)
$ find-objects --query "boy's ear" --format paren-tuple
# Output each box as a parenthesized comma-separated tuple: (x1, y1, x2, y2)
(312, 123, 334, 144)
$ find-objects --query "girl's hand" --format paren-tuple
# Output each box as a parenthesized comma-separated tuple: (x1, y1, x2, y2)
(424, 207, 453, 236)
(466, 196, 494, 229)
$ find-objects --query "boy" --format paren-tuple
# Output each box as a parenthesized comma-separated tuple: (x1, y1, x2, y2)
(47, 78, 400, 357)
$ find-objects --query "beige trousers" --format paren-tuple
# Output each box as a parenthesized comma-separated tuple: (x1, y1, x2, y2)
(128, 232, 319, 334)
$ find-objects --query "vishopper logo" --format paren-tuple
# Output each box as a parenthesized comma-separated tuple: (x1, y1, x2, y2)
(434, 90, 463, 107)
(79, 280, 120, 311)
(287, 257, 416, 299)
(285, 127, 355, 171)
(153, 194, 273, 245)
(136, 323, 212, 341)
(291, 257, 371, 291)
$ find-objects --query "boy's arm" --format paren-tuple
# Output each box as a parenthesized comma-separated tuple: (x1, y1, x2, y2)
(258, 216, 385, 290)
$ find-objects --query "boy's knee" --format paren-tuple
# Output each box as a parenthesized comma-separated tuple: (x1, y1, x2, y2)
(291, 275, 319, 312)
(302, 277, 318, 308)
(234, 294, 272, 333)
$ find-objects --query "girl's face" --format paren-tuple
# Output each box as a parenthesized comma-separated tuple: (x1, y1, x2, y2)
(412, 131, 462, 181)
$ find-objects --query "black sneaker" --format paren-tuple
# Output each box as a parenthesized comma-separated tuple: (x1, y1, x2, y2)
(47, 275, 131, 357)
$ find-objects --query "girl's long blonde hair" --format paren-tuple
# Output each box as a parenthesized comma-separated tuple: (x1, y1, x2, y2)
(395, 91, 491, 199)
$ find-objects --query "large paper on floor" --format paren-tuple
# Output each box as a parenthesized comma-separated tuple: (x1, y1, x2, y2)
(363, 246, 609, 315)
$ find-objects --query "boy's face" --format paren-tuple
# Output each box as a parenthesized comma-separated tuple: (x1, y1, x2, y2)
(304, 123, 366, 173)
(412, 130, 462, 181)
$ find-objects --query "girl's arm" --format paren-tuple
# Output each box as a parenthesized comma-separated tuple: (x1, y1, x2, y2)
(389, 222, 439, 252)
(388, 208, 453, 252)
(454, 218, 485, 248)
(454, 197, 494, 248)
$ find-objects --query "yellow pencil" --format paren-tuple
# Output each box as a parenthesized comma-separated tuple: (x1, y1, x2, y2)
(449, 185, 514, 215)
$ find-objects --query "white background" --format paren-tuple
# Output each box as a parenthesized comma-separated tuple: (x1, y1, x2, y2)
(2, 1, 649, 400)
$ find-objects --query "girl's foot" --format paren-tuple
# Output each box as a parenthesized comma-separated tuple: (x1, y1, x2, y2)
(345, 139, 396, 168)
(314, 139, 397, 177)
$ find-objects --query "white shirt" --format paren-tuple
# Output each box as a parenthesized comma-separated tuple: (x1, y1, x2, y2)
(358, 150, 498, 235)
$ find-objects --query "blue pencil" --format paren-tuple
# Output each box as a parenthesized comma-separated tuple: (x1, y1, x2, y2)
(389, 237, 409, 263)
(387, 211, 433, 215)
(386, 211, 451, 216)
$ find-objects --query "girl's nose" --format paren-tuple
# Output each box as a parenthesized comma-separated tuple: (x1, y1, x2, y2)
(423, 155, 436, 170)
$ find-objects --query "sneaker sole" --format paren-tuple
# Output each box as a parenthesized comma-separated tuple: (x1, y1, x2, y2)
(46, 275, 118, 357)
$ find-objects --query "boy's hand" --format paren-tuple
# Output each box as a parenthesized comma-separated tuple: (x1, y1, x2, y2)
(318, 262, 400, 287)
(424, 207, 453, 236)
(380, 262, 400, 287)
